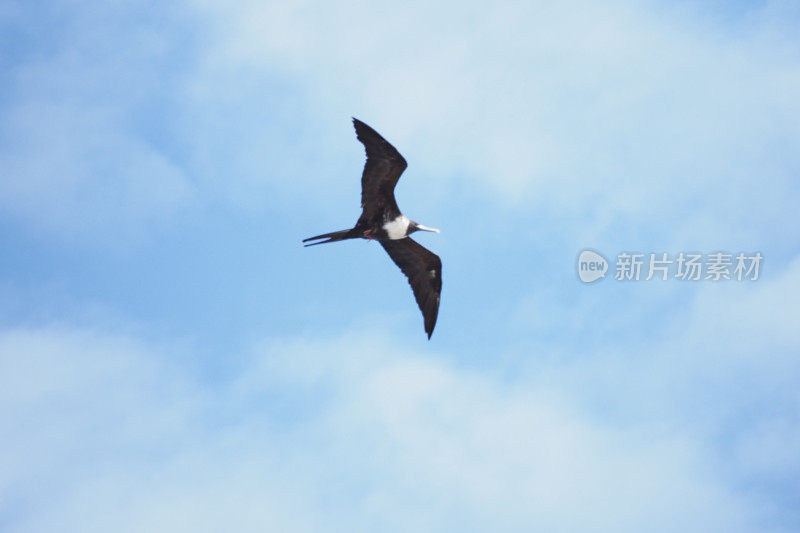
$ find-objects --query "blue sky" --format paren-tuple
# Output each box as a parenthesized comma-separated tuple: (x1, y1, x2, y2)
(1, 0, 800, 531)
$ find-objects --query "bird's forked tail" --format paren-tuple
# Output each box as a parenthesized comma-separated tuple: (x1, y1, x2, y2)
(302, 228, 359, 247)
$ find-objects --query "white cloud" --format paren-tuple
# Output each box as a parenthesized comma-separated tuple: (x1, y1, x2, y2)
(512, 255, 800, 519)
(3, 1, 797, 246)
(1, 323, 789, 532)
(0, 102, 193, 241)
(189, 0, 800, 244)
(2, 3, 797, 530)
(0, 3, 196, 243)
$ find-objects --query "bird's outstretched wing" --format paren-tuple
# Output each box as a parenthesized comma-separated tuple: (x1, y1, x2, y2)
(352, 118, 407, 224)
(380, 237, 442, 339)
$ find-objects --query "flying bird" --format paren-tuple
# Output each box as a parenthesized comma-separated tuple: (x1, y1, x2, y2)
(303, 118, 442, 339)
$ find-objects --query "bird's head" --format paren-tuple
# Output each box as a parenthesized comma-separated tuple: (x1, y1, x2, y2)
(409, 221, 440, 235)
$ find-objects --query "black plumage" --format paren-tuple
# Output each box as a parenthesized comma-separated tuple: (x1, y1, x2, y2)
(353, 118, 406, 225)
(380, 238, 442, 339)
(303, 118, 443, 339)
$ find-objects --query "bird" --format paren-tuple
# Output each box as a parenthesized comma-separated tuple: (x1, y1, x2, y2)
(303, 118, 442, 339)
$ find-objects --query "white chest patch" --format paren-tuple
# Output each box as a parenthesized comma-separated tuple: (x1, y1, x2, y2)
(383, 215, 410, 240)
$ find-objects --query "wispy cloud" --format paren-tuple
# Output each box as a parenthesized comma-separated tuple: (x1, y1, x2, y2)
(0, 2, 196, 242)
(2, 1, 799, 531)
(192, 0, 800, 237)
(5, 254, 800, 530)
(1, 259, 798, 531)
(3, 1, 798, 247)
(0, 323, 784, 532)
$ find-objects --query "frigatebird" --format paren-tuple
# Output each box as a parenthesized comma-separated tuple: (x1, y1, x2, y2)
(303, 118, 442, 339)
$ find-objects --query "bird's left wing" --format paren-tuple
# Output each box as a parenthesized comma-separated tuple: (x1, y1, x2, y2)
(353, 118, 407, 223)
(380, 238, 442, 339)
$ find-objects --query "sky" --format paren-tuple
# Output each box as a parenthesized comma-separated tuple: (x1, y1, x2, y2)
(1, 0, 800, 531)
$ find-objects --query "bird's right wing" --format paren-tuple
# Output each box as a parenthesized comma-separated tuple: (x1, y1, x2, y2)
(353, 118, 407, 222)
(380, 237, 442, 339)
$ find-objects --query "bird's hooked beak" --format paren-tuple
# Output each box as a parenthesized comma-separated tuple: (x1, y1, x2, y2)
(415, 224, 440, 233)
